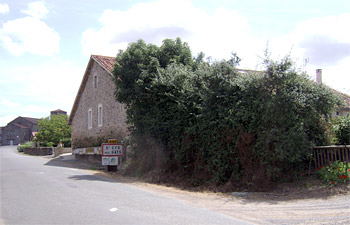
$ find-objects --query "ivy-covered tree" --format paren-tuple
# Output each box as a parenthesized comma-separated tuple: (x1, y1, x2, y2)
(113, 38, 341, 188)
(35, 114, 71, 146)
(334, 113, 350, 144)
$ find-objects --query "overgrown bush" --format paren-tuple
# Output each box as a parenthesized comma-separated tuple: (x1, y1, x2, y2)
(113, 38, 341, 189)
(317, 161, 350, 186)
(333, 113, 350, 145)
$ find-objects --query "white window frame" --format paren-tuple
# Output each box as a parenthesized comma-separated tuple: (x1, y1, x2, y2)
(98, 104, 103, 127)
(88, 108, 92, 129)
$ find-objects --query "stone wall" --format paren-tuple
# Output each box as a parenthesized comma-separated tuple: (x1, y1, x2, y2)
(71, 60, 128, 148)
(74, 154, 105, 169)
(53, 147, 72, 157)
(23, 147, 53, 156)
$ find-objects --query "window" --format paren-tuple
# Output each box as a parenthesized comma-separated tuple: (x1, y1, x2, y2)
(94, 75, 98, 88)
(98, 104, 103, 127)
(88, 108, 92, 129)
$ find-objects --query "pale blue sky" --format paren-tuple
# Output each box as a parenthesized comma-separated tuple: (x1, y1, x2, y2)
(1, 0, 350, 125)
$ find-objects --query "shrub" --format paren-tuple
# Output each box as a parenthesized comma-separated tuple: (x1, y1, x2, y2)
(333, 113, 350, 145)
(114, 38, 341, 188)
(317, 161, 350, 186)
(40, 141, 54, 147)
(18, 142, 32, 152)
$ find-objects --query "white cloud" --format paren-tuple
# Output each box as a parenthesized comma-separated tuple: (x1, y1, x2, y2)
(0, 3, 9, 14)
(0, 115, 16, 126)
(1, 98, 20, 108)
(267, 13, 350, 95)
(81, 0, 263, 67)
(82, 1, 350, 95)
(0, 58, 85, 114)
(0, 1, 60, 56)
(21, 1, 48, 19)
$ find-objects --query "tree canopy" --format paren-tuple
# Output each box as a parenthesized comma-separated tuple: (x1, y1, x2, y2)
(35, 114, 71, 146)
(113, 38, 341, 189)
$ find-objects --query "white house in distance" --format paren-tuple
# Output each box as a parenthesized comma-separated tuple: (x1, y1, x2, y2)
(68, 55, 128, 160)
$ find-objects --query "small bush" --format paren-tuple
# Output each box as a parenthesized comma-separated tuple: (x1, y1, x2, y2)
(18, 142, 32, 152)
(317, 161, 350, 186)
(40, 141, 54, 147)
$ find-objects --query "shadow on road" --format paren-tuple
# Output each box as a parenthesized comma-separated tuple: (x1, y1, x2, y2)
(44, 154, 134, 184)
(44, 154, 104, 170)
(43, 153, 350, 203)
(68, 174, 117, 183)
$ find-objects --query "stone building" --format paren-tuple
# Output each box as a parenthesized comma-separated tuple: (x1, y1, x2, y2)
(68, 55, 128, 150)
(50, 109, 67, 116)
(0, 117, 39, 145)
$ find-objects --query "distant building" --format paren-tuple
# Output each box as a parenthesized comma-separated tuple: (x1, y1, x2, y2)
(50, 109, 67, 116)
(0, 117, 39, 146)
(0, 127, 3, 145)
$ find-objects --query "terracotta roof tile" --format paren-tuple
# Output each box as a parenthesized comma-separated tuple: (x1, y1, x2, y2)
(92, 55, 116, 74)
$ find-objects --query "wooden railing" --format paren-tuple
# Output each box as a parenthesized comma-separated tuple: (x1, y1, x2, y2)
(312, 145, 350, 168)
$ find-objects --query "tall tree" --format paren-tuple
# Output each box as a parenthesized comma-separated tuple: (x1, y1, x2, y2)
(35, 114, 71, 146)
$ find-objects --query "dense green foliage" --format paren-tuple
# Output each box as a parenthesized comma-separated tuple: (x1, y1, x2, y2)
(35, 114, 71, 147)
(17, 141, 32, 152)
(333, 113, 350, 145)
(113, 38, 340, 188)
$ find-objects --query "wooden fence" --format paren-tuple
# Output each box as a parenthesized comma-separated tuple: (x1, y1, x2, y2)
(312, 145, 350, 168)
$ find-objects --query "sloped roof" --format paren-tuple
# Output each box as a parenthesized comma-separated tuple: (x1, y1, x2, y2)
(22, 117, 39, 125)
(92, 55, 116, 74)
(68, 55, 116, 125)
(51, 109, 67, 113)
(14, 123, 28, 129)
(333, 89, 350, 109)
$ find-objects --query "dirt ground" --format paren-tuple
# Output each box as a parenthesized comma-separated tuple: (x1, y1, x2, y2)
(49, 154, 350, 225)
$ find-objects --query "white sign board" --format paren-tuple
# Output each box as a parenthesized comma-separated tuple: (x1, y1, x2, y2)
(102, 144, 124, 156)
(102, 156, 118, 166)
(109, 157, 118, 166)
(102, 157, 110, 166)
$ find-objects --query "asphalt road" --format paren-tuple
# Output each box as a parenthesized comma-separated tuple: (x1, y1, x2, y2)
(0, 146, 252, 225)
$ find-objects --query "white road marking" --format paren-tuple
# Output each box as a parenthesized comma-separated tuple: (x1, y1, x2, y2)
(39, 172, 44, 174)
(109, 208, 118, 212)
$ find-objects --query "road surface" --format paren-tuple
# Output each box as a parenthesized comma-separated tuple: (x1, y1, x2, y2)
(0, 146, 251, 225)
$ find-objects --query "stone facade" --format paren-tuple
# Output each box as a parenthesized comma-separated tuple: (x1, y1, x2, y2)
(23, 147, 53, 156)
(1, 117, 38, 145)
(50, 109, 67, 116)
(69, 55, 128, 149)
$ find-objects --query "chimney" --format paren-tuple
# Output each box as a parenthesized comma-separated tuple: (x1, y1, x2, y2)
(316, 69, 322, 84)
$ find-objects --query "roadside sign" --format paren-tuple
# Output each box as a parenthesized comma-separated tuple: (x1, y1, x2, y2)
(109, 157, 118, 165)
(102, 156, 118, 166)
(102, 143, 124, 156)
(102, 157, 110, 165)
(108, 139, 118, 144)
